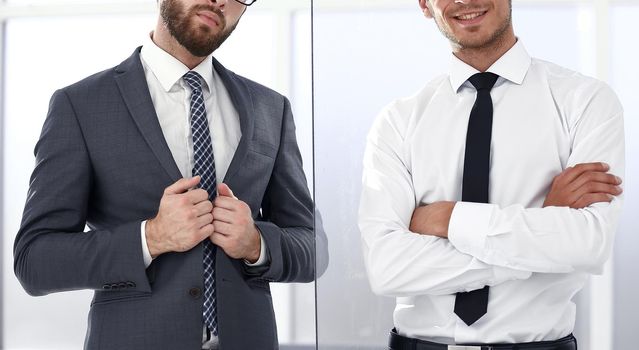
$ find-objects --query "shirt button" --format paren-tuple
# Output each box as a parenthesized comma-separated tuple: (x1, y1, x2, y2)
(189, 288, 202, 299)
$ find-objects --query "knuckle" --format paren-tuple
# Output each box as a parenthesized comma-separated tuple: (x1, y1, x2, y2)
(197, 188, 209, 198)
(178, 196, 190, 206)
(584, 172, 597, 181)
(184, 209, 197, 220)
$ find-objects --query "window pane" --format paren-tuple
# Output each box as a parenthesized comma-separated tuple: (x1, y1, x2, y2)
(313, 7, 450, 348)
(514, 4, 595, 75)
(610, 5, 639, 350)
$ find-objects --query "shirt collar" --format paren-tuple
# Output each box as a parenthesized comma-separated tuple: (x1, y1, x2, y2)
(140, 32, 214, 93)
(448, 39, 531, 92)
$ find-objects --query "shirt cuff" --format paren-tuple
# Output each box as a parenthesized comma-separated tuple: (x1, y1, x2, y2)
(244, 232, 268, 267)
(448, 201, 497, 258)
(140, 220, 154, 268)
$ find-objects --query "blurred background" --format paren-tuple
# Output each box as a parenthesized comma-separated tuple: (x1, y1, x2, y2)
(0, 0, 637, 349)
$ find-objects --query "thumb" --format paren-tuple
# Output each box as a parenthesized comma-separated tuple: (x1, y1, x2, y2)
(217, 183, 236, 199)
(164, 176, 200, 195)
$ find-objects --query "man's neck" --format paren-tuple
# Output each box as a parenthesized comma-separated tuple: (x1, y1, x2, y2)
(452, 31, 517, 72)
(151, 23, 207, 70)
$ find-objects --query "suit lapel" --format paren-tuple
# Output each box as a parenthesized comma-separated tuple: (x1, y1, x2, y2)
(213, 58, 255, 183)
(114, 47, 182, 182)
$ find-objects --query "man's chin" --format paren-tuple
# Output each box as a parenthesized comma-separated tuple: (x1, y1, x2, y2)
(180, 31, 222, 57)
(184, 44, 216, 58)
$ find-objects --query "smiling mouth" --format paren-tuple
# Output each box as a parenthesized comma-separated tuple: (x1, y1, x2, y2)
(454, 11, 487, 20)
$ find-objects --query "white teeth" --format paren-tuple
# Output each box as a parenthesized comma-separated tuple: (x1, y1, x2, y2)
(457, 12, 484, 20)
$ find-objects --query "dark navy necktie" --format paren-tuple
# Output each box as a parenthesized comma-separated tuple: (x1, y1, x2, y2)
(454, 72, 499, 326)
(183, 71, 218, 336)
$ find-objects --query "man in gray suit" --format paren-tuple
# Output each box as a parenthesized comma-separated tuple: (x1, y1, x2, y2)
(13, 0, 322, 349)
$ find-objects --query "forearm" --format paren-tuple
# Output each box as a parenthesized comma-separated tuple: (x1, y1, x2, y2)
(360, 219, 531, 297)
(247, 96, 318, 283)
(448, 198, 622, 274)
(14, 89, 150, 295)
(253, 222, 315, 283)
(14, 222, 152, 296)
(448, 108, 625, 274)
(360, 109, 529, 297)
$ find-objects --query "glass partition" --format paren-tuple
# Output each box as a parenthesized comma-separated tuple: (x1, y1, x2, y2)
(610, 5, 639, 349)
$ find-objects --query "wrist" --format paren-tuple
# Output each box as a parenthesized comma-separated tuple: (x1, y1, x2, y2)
(438, 201, 456, 238)
(245, 226, 261, 263)
(145, 218, 164, 258)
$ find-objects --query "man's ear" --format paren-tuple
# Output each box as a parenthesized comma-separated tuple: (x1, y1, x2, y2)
(419, 0, 434, 18)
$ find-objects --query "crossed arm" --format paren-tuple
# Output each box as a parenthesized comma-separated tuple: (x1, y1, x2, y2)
(360, 92, 624, 298)
(411, 162, 623, 239)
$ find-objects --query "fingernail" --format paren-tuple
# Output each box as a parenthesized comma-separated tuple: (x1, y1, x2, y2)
(616, 176, 623, 184)
(602, 162, 610, 170)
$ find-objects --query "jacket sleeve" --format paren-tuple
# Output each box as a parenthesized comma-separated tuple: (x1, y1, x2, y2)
(250, 97, 327, 283)
(14, 89, 152, 296)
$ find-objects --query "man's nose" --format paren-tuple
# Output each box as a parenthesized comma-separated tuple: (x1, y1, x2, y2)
(210, 0, 228, 8)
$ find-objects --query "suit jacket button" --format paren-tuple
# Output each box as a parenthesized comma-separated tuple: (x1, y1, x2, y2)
(126, 281, 136, 288)
(189, 288, 202, 299)
(102, 284, 112, 290)
(117, 282, 127, 289)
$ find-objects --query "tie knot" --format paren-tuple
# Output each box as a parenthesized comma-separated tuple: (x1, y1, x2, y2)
(468, 72, 499, 91)
(183, 71, 204, 92)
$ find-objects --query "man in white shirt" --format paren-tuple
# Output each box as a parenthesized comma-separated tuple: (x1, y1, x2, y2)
(14, 0, 323, 349)
(358, 0, 624, 349)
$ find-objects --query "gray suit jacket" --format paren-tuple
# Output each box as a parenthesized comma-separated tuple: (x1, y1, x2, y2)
(14, 48, 320, 350)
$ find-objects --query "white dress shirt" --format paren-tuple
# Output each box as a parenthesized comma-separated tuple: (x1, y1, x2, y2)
(138, 34, 267, 348)
(359, 40, 624, 344)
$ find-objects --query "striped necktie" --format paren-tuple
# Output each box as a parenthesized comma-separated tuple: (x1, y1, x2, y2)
(183, 71, 219, 336)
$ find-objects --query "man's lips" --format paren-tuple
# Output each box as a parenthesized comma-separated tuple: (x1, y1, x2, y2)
(196, 10, 221, 27)
(452, 10, 488, 24)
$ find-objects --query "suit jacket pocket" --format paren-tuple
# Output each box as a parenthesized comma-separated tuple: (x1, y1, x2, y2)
(247, 278, 271, 292)
(91, 290, 151, 306)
